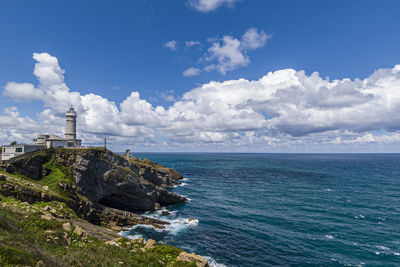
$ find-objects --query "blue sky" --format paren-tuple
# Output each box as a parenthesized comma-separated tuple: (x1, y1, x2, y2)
(1, 0, 400, 152)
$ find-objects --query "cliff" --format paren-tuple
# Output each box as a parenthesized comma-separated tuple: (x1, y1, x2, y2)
(0, 148, 188, 229)
(0, 148, 208, 266)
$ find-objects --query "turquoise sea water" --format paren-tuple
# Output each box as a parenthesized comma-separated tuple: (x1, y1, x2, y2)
(123, 153, 400, 266)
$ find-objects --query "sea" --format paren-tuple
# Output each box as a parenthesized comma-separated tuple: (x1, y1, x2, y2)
(121, 153, 400, 267)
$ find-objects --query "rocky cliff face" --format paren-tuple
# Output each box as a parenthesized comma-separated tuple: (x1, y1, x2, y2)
(1, 148, 186, 213)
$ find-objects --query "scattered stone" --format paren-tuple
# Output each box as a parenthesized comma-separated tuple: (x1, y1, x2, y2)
(154, 203, 161, 210)
(133, 238, 144, 244)
(73, 225, 88, 240)
(176, 252, 209, 267)
(44, 230, 55, 234)
(105, 240, 116, 246)
(44, 205, 51, 211)
(63, 232, 71, 246)
(0, 174, 6, 181)
(43, 186, 49, 191)
(109, 222, 124, 231)
(35, 260, 44, 267)
(40, 214, 52, 220)
(140, 248, 145, 252)
(161, 211, 171, 216)
(1, 203, 7, 207)
(62, 222, 72, 231)
(153, 224, 166, 230)
(144, 239, 156, 249)
(188, 218, 195, 222)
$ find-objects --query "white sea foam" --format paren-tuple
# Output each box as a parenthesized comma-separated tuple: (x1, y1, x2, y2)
(376, 245, 390, 251)
(126, 234, 143, 239)
(178, 182, 187, 187)
(122, 208, 199, 238)
(325, 235, 334, 239)
(326, 188, 333, 192)
(204, 256, 227, 267)
(164, 218, 199, 235)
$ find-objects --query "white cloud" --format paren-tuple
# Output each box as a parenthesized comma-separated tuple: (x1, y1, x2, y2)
(189, 0, 239, 12)
(185, 41, 201, 47)
(3, 82, 43, 101)
(164, 40, 177, 51)
(187, 28, 269, 75)
(183, 67, 201, 77)
(241, 28, 269, 50)
(3, 52, 400, 152)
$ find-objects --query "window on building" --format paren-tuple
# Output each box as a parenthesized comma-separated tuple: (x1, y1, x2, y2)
(15, 147, 23, 153)
(2, 148, 5, 152)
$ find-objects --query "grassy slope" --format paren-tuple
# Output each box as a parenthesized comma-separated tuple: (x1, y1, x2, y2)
(0, 149, 196, 266)
(0, 196, 195, 267)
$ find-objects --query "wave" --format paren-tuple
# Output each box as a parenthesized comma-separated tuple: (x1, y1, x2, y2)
(203, 256, 227, 267)
(121, 208, 198, 239)
(376, 245, 390, 251)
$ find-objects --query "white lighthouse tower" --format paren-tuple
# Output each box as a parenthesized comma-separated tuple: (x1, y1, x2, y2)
(65, 105, 77, 140)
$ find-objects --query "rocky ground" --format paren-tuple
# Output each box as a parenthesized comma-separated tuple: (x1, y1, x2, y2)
(0, 148, 208, 267)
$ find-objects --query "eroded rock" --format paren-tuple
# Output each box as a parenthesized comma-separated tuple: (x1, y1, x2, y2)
(176, 252, 209, 267)
(144, 239, 156, 249)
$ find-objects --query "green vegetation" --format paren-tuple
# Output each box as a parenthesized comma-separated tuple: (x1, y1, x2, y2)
(0, 169, 74, 202)
(39, 158, 75, 200)
(0, 148, 199, 266)
(0, 196, 196, 266)
(130, 157, 168, 169)
(148, 245, 190, 266)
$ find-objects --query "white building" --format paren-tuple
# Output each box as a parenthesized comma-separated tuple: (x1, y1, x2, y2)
(33, 106, 82, 149)
(1, 106, 82, 161)
(1, 144, 43, 161)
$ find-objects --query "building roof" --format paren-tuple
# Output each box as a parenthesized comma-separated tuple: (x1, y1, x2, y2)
(66, 105, 77, 117)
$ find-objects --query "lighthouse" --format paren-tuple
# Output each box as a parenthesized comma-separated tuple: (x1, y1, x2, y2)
(65, 105, 77, 140)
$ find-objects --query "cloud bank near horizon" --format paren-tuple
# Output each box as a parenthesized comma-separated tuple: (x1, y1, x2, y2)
(2, 52, 400, 151)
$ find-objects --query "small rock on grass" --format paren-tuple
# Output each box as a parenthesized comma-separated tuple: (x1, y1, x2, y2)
(62, 222, 72, 231)
(176, 252, 209, 267)
(40, 214, 53, 220)
(133, 238, 144, 244)
(73, 225, 88, 240)
(144, 239, 156, 249)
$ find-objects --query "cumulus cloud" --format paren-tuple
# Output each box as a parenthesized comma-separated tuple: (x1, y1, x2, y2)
(186, 28, 269, 75)
(3, 82, 43, 101)
(183, 67, 201, 77)
(164, 40, 177, 51)
(189, 0, 239, 12)
(3, 52, 400, 151)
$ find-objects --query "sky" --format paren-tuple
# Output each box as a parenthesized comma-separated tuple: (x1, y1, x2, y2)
(1, 0, 400, 152)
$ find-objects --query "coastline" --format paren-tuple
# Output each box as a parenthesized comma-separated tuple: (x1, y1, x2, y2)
(0, 147, 209, 266)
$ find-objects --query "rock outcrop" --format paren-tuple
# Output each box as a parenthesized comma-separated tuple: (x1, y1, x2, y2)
(131, 158, 183, 187)
(1, 148, 186, 212)
(176, 252, 209, 267)
(0, 148, 187, 229)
